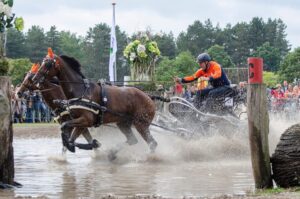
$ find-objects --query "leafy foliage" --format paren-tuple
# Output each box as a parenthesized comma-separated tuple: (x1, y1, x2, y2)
(59, 31, 84, 59)
(207, 45, 235, 68)
(279, 47, 300, 82)
(152, 32, 176, 59)
(0, 57, 8, 75)
(263, 71, 279, 87)
(4, 17, 292, 82)
(45, 26, 62, 55)
(253, 42, 281, 71)
(24, 25, 47, 63)
(6, 28, 26, 58)
(8, 58, 31, 85)
(155, 51, 197, 84)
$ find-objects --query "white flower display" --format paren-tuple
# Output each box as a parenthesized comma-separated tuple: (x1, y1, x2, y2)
(137, 44, 146, 53)
(123, 33, 161, 81)
(0, 2, 4, 13)
(130, 52, 136, 61)
(0, 0, 24, 32)
(3, 4, 12, 17)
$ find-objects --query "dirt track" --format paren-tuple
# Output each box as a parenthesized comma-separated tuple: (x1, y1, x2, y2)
(13, 123, 60, 139)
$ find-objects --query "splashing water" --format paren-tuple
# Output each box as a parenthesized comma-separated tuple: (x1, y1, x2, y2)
(10, 110, 298, 199)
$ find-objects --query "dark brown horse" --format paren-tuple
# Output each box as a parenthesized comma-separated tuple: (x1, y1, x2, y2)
(32, 50, 158, 157)
(16, 69, 99, 153)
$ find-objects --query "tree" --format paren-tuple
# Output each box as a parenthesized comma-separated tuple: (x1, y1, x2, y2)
(228, 22, 250, 67)
(155, 51, 197, 83)
(8, 58, 31, 85)
(253, 42, 281, 71)
(263, 71, 279, 88)
(45, 26, 62, 55)
(0, 0, 24, 75)
(6, 28, 26, 58)
(24, 25, 47, 62)
(279, 47, 300, 83)
(176, 19, 216, 57)
(152, 31, 176, 59)
(248, 17, 266, 50)
(274, 19, 290, 57)
(207, 45, 235, 68)
(81, 23, 110, 80)
(59, 31, 84, 60)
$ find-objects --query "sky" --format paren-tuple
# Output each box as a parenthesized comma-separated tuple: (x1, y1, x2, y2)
(13, 0, 300, 50)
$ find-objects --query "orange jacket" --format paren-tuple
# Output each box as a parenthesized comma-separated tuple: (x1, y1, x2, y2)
(182, 61, 230, 88)
(183, 61, 221, 81)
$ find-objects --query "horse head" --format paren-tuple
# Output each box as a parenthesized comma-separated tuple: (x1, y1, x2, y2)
(32, 48, 61, 84)
(16, 63, 40, 98)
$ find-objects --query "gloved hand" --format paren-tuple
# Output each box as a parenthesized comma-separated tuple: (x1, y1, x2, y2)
(174, 76, 182, 83)
(199, 76, 209, 81)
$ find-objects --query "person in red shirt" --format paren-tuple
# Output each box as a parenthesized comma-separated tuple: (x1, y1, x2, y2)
(174, 53, 231, 108)
(175, 82, 183, 96)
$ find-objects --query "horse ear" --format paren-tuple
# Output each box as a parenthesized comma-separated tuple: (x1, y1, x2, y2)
(48, 47, 54, 59)
(30, 63, 39, 74)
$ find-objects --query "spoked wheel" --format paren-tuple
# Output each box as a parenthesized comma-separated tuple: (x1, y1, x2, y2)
(167, 97, 200, 120)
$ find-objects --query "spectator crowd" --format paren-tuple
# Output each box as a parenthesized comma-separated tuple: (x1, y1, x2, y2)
(11, 84, 52, 123)
(268, 80, 300, 113)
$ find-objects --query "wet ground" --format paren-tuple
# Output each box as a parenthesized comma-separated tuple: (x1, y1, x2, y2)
(1, 113, 300, 199)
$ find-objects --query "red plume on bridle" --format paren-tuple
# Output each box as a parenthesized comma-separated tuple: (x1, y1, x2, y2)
(30, 63, 39, 74)
(47, 47, 54, 59)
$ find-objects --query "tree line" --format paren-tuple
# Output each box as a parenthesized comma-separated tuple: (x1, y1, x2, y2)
(7, 17, 298, 86)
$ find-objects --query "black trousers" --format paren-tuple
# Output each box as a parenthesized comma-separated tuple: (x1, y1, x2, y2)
(195, 86, 231, 109)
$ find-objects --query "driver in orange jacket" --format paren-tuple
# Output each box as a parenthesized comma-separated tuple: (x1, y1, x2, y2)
(174, 53, 231, 108)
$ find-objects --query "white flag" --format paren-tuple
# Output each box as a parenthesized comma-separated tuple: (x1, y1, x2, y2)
(109, 6, 117, 82)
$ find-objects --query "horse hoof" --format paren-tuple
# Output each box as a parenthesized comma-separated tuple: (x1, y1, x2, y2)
(0, 182, 14, 189)
(149, 141, 158, 153)
(92, 139, 101, 148)
(61, 133, 70, 148)
(66, 142, 76, 153)
(107, 150, 117, 161)
(13, 181, 23, 188)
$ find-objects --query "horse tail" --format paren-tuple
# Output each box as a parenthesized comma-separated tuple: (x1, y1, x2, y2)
(148, 94, 170, 102)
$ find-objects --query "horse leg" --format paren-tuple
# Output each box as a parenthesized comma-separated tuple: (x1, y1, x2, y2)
(135, 124, 157, 153)
(81, 128, 101, 149)
(105, 121, 137, 161)
(61, 126, 75, 153)
(116, 121, 138, 145)
(70, 127, 101, 150)
(61, 117, 91, 130)
(61, 117, 92, 152)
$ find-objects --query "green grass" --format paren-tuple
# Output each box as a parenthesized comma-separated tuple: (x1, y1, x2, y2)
(250, 187, 300, 197)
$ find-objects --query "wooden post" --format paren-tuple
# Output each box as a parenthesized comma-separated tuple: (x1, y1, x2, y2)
(0, 76, 14, 186)
(247, 57, 273, 189)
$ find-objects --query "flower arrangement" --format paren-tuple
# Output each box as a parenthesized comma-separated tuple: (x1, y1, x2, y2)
(123, 34, 160, 81)
(0, 0, 24, 32)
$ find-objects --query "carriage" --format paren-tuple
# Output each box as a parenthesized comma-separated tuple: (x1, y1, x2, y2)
(154, 84, 248, 138)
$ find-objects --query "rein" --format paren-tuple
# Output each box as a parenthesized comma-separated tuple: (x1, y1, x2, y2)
(38, 87, 56, 93)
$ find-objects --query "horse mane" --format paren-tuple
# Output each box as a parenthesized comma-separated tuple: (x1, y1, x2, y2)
(60, 55, 86, 78)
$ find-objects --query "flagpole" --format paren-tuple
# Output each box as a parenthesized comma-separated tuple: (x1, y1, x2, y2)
(112, 2, 117, 81)
(109, 1, 117, 83)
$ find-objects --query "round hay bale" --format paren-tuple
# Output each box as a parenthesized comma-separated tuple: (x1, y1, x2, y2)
(271, 123, 300, 188)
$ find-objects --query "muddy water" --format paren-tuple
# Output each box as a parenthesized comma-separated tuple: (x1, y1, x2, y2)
(1, 113, 297, 198)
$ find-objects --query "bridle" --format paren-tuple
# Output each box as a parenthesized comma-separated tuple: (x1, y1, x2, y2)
(33, 55, 90, 99)
(32, 57, 58, 85)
